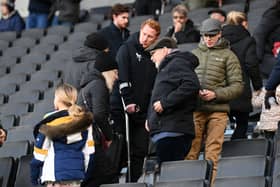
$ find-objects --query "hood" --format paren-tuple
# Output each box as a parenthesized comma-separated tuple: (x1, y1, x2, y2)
(79, 68, 104, 88)
(198, 37, 230, 51)
(39, 112, 93, 139)
(222, 24, 250, 44)
(72, 46, 101, 63)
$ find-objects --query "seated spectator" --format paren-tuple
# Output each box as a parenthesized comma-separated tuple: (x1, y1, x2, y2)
(166, 4, 200, 44)
(78, 52, 119, 187)
(0, 124, 7, 147)
(208, 8, 226, 24)
(64, 32, 110, 90)
(222, 11, 263, 140)
(50, 0, 81, 26)
(30, 83, 94, 186)
(26, 0, 52, 29)
(0, 0, 25, 32)
(253, 0, 280, 78)
(146, 37, 200, 163)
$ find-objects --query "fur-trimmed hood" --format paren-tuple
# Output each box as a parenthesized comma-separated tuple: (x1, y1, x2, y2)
(39, 111, 93, 139)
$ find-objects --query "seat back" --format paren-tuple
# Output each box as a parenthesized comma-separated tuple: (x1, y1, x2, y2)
(215, 176, 266, 187)
(155, 180, 204, 187)
(0, 141, 30, 159)
(100, 183, 147, 187)
(0, 157, 15, 187)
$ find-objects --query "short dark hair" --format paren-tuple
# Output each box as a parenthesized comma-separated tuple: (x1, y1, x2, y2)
(111, 4, 130, 20)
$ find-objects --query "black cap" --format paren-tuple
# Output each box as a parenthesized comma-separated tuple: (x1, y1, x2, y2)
(146, 37, 177, 52)
(84, 32, 109, 51)
(208, 8, 227, 18)
(94, 52, 118, 72)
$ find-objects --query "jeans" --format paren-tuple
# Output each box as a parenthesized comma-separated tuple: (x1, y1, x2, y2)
(26, 12, 48, 29)
(186, 112, 228, 185)
(51, 16, 73, 27)
(156, 135, 193, 164)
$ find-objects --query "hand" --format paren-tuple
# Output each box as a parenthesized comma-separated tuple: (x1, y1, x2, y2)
(125, 104, 139, 114)
(253, 89, 262, 96)
(174, 22, 183, 33)
(272, 41, 280, 57)
(153, 101, 163, 113)
(105, 140, 112, 148)
(199, 89, 216, 101)
(264, 90, 278, 109)
(145, 120, 150, 132)
(0, 129, 6, 146)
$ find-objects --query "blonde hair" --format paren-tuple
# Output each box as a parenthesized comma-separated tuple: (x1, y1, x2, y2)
(141, 18, 161, 36)
(55, 83, 85, 117)
(172, 4, 189, 17)
(226, 11, 247, 25)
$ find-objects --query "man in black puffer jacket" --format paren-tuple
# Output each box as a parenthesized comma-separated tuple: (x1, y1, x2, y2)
(146, 37, 200, 163)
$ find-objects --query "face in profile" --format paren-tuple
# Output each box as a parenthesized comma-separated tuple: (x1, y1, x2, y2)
(113, 12, 129, 29)
(203, 32, 221, 48)
(0, 3, 9, 16)
(139, 24, 158, 49)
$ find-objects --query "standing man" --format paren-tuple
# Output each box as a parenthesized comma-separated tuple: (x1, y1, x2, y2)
(146, 37, 200, 163)
(186, 18, 243, 184)
(115, 18, 160, 182)
(165, 4, 200, 44)
(99, 3, 130, 57)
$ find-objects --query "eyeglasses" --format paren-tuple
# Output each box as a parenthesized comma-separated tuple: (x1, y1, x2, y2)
(173, 16, 185, 19)
(203, 33, 218, 38)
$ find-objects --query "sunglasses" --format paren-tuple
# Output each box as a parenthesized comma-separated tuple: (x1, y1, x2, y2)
(203, 33, 218, 38)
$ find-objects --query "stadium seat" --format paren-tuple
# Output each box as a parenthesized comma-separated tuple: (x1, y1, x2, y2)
(2, 46, 29, 58)
(40, 34, 65, 46)
(21, 28, 45, 40)
(59, 41, 84, 52)
(30, 43, 57, 56)
(215, 176, 266, 187)
(0, 64, 8, 77)
(155, 180, 205, 187)
(6, 126, 34, 142)
(31, 70, 61, 82)
(43, 59, 71, 72)
(0, 103, 32, 117)
(0, 94, 5, 104)
(47, 25, 72, 36)
(0, 140, 30, 159)
(100, 183, 147, 187)
(12, 37, 37, 49)
(0, 157, 15, 187)
(21, 53, 49, 65)
(221, 138, 272, 157)
(0, 83, 19, 95)
(178, 43, 198, 52)
(14, 155, 40, 187)
(0, 115, 16, 129)
(20, 80, 53, 92)
(0, 40, 10, 51)
(0, 73, 29, 85)
(216, 155, 266, 178)
(10, 62, 40, 75)
(158, 160, 212, 183)
(51, 50, 73, 62)
(0, 31, 17, 42)
(74, 22, 98, 33)
(67, 32, 88, 43)
(8, 90, 42, 104)
(0, 56, 19, 67)
(273, 175, 280, 187)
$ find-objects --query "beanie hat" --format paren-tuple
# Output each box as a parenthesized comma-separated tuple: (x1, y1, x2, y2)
(94, 52, 118, 72)
(84, 32, 109, 51)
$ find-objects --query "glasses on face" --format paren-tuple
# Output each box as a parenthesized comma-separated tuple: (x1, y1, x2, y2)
(203, 33, 218, 38)
(173, 16, 185, 20)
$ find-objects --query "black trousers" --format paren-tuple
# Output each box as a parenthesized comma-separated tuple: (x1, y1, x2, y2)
(230, 111, 249, 140)
(156, 135, 193, 163)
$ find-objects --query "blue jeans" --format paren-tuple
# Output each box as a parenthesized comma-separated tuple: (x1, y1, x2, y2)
(26, 12, 48, 29)
(51, 16, 73, 27)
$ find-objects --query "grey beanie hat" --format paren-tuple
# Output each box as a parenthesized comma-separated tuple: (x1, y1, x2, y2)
(200, 18, 222, 35)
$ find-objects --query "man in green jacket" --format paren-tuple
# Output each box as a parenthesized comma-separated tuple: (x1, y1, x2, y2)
(186, 18, 243, 184)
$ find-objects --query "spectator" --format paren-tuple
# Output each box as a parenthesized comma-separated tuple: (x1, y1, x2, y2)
(0, 0, 25, 32)
(26, 0, 51, 29)
(64, 32, 109, 90)
(165, 4, 200, 44)
(222, 11, 263, 139)
(30, 83, 95, 187)
(50, 0, 81, 26)
(0, 123, 7, 147)
(186, 18, 243, 184)
(135, 0, 162, 15)
(115, 18, 160, 181)
(253, 0, 280, 78)
(208, 8, 226, 24)
(146, 37, 200, 163)
(78, 52, 119, 187)
(99, 4, 130, 57)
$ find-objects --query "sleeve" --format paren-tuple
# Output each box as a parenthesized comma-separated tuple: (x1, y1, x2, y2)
(265, 54, 280, 90)
(116, 44, 135, 106)
(30, 133, 50, 185)
(90, 82, 113, 140)
(245, 38, 263, 90)
(214, 52, 244, 102)
(160, 60, 200, 110)
(14, 16, 25, 32)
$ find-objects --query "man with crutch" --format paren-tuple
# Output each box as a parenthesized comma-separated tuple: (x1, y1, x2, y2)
(116, 19, 160, 182)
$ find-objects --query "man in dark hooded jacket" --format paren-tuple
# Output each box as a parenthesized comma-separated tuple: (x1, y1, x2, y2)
(146, 37, 200, 163)
(64, 32, 109, 90)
